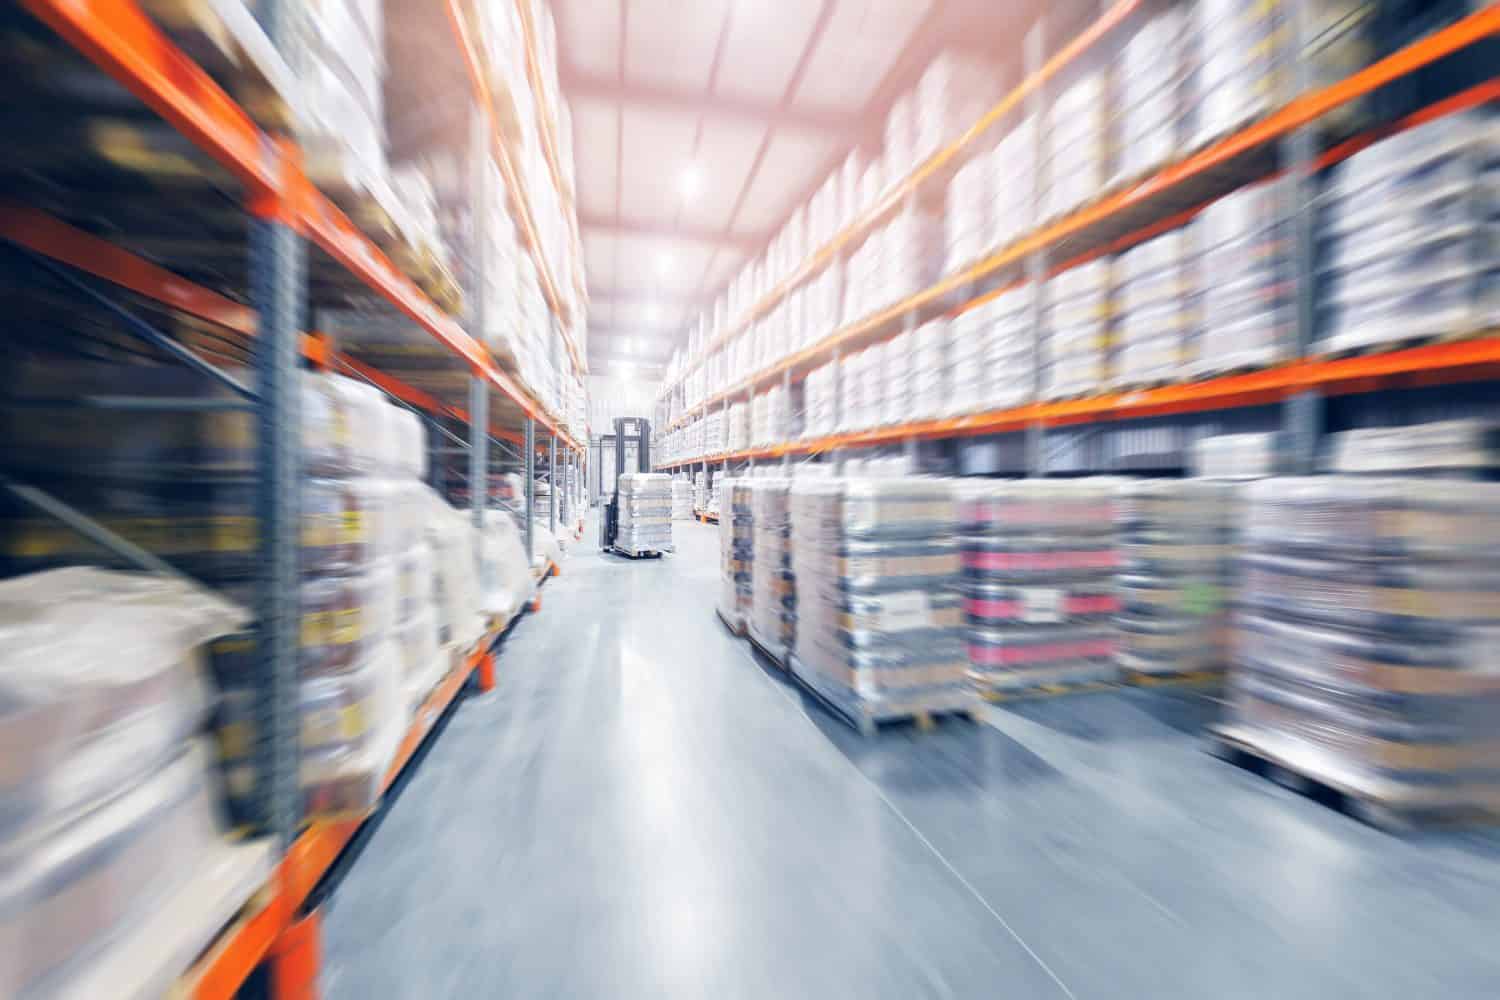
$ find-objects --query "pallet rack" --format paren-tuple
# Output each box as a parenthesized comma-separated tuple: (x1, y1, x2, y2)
(654, 2, 1500, 483)
(1, 0, 587, 996)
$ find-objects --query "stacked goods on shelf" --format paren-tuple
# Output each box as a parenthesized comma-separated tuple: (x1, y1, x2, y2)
(1114, 4, 1190, 185)
(803, 361, 836, 440)
(297, 0, 390, 216)
(1043, 65, 1110, 222)
(1114, 479, 1237, 681)
(727, 401, 750, 453)
(477, 509, 531, 631)
(790, 477, 972, 728)
(1315, 109, 1499, 357)
(747, 479, 795, 661)
(718, 479, 753, 631)
(958, 480, 1121, 699)
(1041, 260, 1113, 399)
(615, 473, 672, 555)
(1112, 224, 1199, 388)
(708, 477, 724, 519)
(949, 285, 1035, 417)
(693, 472, 708, 514)
(912, 317, 949, 421)
(1221, 477, 1500, 821)
(0, 569, 259, 999)
(1193, 177, 1294, 376)
(704, 408, 725, 456)
(1326, 419, 1500, 475)
(912, 52, 1005, 168)
(1192, 432, 1286, 478)
(672, 479, 695, 521)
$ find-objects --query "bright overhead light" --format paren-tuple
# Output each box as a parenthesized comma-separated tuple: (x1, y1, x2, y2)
(678, 164, 702, 202)
(647, 303, 662, 323)
(621, 337, 634, 353)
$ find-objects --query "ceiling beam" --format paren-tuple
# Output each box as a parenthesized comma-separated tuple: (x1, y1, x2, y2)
(579, 215, 759, 251)
(561, 69, 860, 137)
(589, 287, 715, 308)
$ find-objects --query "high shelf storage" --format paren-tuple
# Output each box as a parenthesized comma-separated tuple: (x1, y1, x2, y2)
(0, 0, 587, 996)
(652, 0, 1499, 487)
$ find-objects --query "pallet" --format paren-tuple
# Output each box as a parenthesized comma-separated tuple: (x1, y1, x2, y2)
(979, 677, 1118, 704)
(1206, 723, 1500, 832)
(715, 606, 746, 637)
(786, 654, 976, 738)
(140, 0, 296, 131)
(1118, 666, 1223, 689)
(609, 544, 664, 560)
(746, 630, 788, 670)
(1312, 326, 1496, 362)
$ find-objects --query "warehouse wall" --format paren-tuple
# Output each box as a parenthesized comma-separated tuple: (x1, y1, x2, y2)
(587, 375, 660, 432)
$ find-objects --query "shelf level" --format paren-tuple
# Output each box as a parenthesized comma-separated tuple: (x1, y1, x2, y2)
(655, 335, 1500, 469)
(668, 10, 1500, 426)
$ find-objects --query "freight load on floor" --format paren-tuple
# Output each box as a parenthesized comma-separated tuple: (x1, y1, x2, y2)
(614, 473, 672, 556)
(789, 476, 972, 734)
(747, 478, 794, 663)
(717, 478, 752, 634)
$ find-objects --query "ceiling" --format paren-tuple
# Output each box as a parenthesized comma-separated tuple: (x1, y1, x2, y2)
(556, 0, 1036, 375)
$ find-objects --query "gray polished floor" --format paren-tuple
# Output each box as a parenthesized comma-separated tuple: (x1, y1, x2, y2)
(322, 514, 1500, 999)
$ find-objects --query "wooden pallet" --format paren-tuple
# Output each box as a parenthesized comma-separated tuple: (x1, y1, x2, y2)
(786, 655, 977, 738)
(746, 629, 789, 671)
(1312, 325, 1497, 362)
(715, 606, 746, 637)
(609, 544, 664, 560)
(979, 676, 1118, 704)
(1207, 723, 1500, 832)
(1118, 666, 1224, 689)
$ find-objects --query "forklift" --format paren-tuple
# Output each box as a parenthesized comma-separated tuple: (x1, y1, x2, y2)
(598, 416, 654, 553)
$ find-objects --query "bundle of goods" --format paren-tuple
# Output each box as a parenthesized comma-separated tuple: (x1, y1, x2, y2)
(1191, 431, 1285, 478)
(946, 149, 993, 275)
(803, 362, 837, 440)
(726, 402, 750, 454)
(1043, 66, 1110, 221)
(1112, 224, 1198, 388)
(1326, 419, 1500, 476)
(992, 114, 1039, 246)
(1220, 477, 1500, 823)
(672, 479, 696, 520)
(529, 518, 563, 571)
(748, 479, 795, 661)
(0, 568, 259, 999)
(693, 472, 708, 514)
(615, 473, 672, 555)
(913, 50, 1005, 167)
(790, 477, 972, 730)
(1190, 0, 1371, 149)
(477, 509, 531, 632)
(882, 331, 914, 426)
(1192, 178, 1293, 376)
(958, 479, 1121, 698)
(1114, 3, 1192, 185)
(1114, 479, 1237, 681)
(717, 479, 753, 632)
(708, 477, 723, 519)
(1315, 109, 1499, 356)
(949, 285, 1034, 417)
(1041, 260, 1113, 399)
(911, 317, 950, 421)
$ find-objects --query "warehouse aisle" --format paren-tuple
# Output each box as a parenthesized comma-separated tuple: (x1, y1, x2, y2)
(322, 515, 1500, 999)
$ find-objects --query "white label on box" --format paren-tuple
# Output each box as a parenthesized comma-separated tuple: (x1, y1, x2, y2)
(878, 590, 932, 632)
(1022, 587, 1065, 624)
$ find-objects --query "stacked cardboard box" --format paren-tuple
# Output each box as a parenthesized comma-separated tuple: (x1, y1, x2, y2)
(748, 479, 796, 660)
(718, 479, 753, 630)
(615, 473, 672, 555)
(1195, 178, 1294, 375)
(1112, 225, 1198, 388)
(1041, 260, 1113, 399)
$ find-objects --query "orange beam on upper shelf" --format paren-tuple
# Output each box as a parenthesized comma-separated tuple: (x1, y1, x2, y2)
(444, 0, 586, 377)
(671, 0, 1143, 386)
(21, 0, 277, 199)
(0, 200, 257, 334)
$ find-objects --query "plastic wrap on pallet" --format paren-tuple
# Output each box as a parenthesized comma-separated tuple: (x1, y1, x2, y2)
(1112, 223, 1199, 388)
(1194, 178, 1295, 376)
(617, 473, 672, 554)
(0, 569, 247, 998)
(1326, 419, 1500, 476)
(1224, 476, 1500, 819)
(958, 479, 1123, 698)
(671, 479, 695, 520)
(1314, 109, 1500, 357)
(1114, 479, 1238, 679)
(718, 479, 753, 630)
(1041, 260, 1113, 400)
(1191, 432, 1286, 478)
(748, 479, 794, 659)
(790, 477, 972, 727)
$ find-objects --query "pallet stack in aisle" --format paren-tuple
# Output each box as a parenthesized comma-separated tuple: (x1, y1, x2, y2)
(671, 478, 695, 521)
(0, 569, 264, 999)
(717, 479, 752, 633)
(958, 480, 1121, 700)
(789, 476, 972, 732)
(615, 473, 672, 556)
(1216, 476, 1500, 825)
(747, 478, 795, 663)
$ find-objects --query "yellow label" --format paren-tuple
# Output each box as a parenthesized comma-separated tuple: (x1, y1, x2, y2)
(301, 610, 330, 647)
(339, 703, 367, 740)
(330, 608, 362, 645)
(339, 510, 366, 545)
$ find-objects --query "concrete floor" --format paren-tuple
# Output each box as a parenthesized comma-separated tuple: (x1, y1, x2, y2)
(322, 514, 1500, 999)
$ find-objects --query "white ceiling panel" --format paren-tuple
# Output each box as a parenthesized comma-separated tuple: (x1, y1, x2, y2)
(732, 129, 838, 233)
(680, 117, 768, 232)
(794, 0, 932, 111)
(558, 0, 622, 79)
(702, 248, 746, 287)
(619, 105, 700, 224)
(612, 299, 688, 331)
(572, 98, 619, 218)
(611, 233, 717, 293)
(583, 232, 619, 286)
(625, 0, 729, 91)
(715, 1, 824, 103)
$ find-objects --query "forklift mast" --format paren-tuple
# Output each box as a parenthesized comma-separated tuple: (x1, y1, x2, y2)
(599, 417, 651, 550)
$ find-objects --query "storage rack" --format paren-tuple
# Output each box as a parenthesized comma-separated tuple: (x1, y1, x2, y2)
(0, 0, 586, 995)
(653, 2, 1500, 485)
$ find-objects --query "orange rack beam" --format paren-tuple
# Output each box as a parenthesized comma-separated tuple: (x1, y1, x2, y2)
(669, 8, 1500, 425)
(185, 628, 503, 1000)
(658, 337, 1500, 468)
(446, 0, 586, 376)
